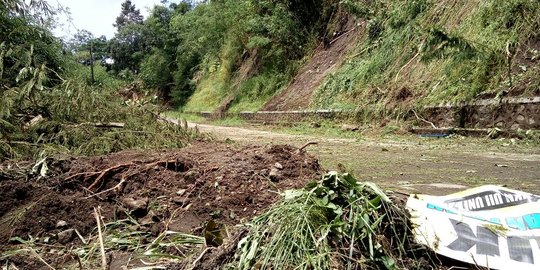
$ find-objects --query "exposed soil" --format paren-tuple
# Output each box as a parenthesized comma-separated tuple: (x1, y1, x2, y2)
(187, 121, 540, 196)
(262, 13, 362, 111)
(0, 141, 321, 269)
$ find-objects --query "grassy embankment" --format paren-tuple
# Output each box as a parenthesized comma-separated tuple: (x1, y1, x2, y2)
(176, 0, 539, 124)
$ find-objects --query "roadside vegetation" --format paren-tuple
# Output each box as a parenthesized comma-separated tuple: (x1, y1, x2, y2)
(0, 0, 201, 161)
(114, 0, 539, 118)
(314, 0, 540, 115)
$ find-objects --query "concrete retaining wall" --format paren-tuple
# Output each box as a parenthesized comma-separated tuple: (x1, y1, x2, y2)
(189, 96, 540, 130)
(423, 97, 540, 130)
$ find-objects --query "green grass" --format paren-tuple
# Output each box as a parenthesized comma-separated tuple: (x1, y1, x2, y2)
(270, 121, 365, 140)
(313, 0, 540, 113)
(227, 172, 421, 270)
(163, 111, 206, 122)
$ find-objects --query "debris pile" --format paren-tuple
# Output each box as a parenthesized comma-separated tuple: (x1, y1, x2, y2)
(0, 142, 321, 269)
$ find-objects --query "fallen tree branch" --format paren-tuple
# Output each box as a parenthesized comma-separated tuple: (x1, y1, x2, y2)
(94, 122, 125, 128)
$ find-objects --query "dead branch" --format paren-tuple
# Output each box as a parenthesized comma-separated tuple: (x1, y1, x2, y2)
(329, 26, 358, 46)
(299, 142, 318, 151)
(394, 51, 419, 82)
(412, 110, 437, 129)
(94, 122, 125, 128)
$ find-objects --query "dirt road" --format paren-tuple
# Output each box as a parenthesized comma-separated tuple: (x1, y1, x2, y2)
(189, 122, 540, 195)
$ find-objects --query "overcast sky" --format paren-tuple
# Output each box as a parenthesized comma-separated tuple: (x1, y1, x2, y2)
(50, 0, 169, 40)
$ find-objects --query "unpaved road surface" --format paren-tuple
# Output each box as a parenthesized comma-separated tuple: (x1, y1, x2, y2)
(189, 122, 540, 195)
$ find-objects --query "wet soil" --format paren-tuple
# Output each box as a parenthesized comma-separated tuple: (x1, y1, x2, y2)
(0, 141, 321, 269)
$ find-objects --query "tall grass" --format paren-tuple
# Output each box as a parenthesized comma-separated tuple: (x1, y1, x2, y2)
(313, 0, 540, 114)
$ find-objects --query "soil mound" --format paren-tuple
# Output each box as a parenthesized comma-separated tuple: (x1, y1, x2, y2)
(0, 142, 321, 268)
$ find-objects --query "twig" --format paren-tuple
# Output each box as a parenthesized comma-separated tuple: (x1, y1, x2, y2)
(412, 110, 437, 129)
(394, 51, 419, 82)
(299, 142, 318, 151)
(28, 247, 55, 270)
(94, 207, 107, 270)
(329, 26, 358, 46)
(74, 229, 89, 244)
(190, 247, 213, 270)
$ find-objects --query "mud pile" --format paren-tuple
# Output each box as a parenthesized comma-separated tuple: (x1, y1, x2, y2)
(0, 142, 322, 269)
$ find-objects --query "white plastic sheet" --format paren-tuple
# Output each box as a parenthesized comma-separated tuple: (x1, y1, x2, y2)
(406, 185, 540, 270)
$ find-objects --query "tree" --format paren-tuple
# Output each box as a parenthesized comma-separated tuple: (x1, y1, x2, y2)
(114, 0, 144, 32)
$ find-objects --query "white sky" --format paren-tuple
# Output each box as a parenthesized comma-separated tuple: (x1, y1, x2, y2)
(50, 0, 168, 40)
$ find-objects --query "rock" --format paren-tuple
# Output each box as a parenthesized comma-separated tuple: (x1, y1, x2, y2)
(184, 171, 198, 183)
(122, 197, 149, 218)
(150, 223, 164, 236)
(269, 168, 280, 182)
(56, 220, 68, 229)
(274, 162, 283, 170)
(341, 124, 359, 132)
(57, 229, 75, 244)
(176, 189, 187, 196)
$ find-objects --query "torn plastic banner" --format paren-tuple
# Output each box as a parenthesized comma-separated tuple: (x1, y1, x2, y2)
(406, 185, 540, 270)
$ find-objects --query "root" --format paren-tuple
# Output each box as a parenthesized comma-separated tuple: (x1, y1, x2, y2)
(87, 162, 135, 192)
(412, 110, 437, 129)
(82, 159, 180, 193)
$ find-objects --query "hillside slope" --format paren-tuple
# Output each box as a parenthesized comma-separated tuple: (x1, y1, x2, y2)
(311, 0, 540, 113)
(175, 0, 539, 117)
(262, 15, 360, 111)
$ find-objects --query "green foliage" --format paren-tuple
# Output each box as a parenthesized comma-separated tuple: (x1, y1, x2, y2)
(231, 172, 416, 269)
(110, 23, 147, 73)
(1, 73, 199, 160)
(114, 0, 144, 31)
(0, 9, 64, 88)
(314, 0, 540, 113)
(140, 49, 171, 90)
(138, 0, 332, 108)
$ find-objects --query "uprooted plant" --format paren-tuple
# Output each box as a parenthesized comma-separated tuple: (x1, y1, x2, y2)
(227, 172, 433, 270)
(0, 42, 205, 161)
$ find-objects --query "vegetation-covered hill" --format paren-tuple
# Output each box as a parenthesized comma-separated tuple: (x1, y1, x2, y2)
(130, 0, 539, 116)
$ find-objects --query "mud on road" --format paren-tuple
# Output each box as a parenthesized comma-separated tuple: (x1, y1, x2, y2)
(189, 122, 540, 195)
(0, 142, 321, 269)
